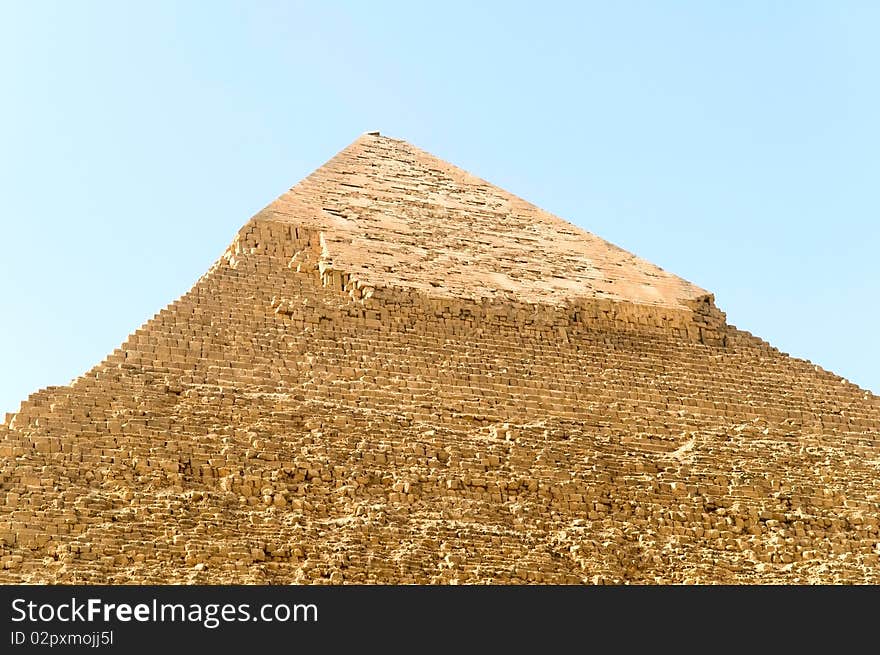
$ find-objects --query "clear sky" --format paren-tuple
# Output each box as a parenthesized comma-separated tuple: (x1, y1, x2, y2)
(1, 1, 877, 416)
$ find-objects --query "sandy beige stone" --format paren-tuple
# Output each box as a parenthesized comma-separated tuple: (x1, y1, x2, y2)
(0, 132, 878, 584)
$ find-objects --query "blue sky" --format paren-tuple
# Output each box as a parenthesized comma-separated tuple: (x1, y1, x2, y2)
(1, 1, 877, 415)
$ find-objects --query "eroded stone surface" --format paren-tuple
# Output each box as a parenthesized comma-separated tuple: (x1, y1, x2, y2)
(1, 133, 877, 584)
(260, 133, 715, 310)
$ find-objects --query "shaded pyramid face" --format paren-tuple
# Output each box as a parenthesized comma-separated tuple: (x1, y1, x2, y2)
(1, 133, 878, 584)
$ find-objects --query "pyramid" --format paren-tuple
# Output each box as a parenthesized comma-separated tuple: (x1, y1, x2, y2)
(2, 132, 878, 584)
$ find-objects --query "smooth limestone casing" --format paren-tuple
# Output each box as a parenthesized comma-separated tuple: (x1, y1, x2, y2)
(1, 134, 878, 584)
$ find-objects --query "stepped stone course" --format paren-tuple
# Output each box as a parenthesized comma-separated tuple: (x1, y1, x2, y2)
(1, 132, 878, 584)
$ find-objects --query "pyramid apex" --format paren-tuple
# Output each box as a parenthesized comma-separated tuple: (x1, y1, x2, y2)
(260, 134, 714, 314)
